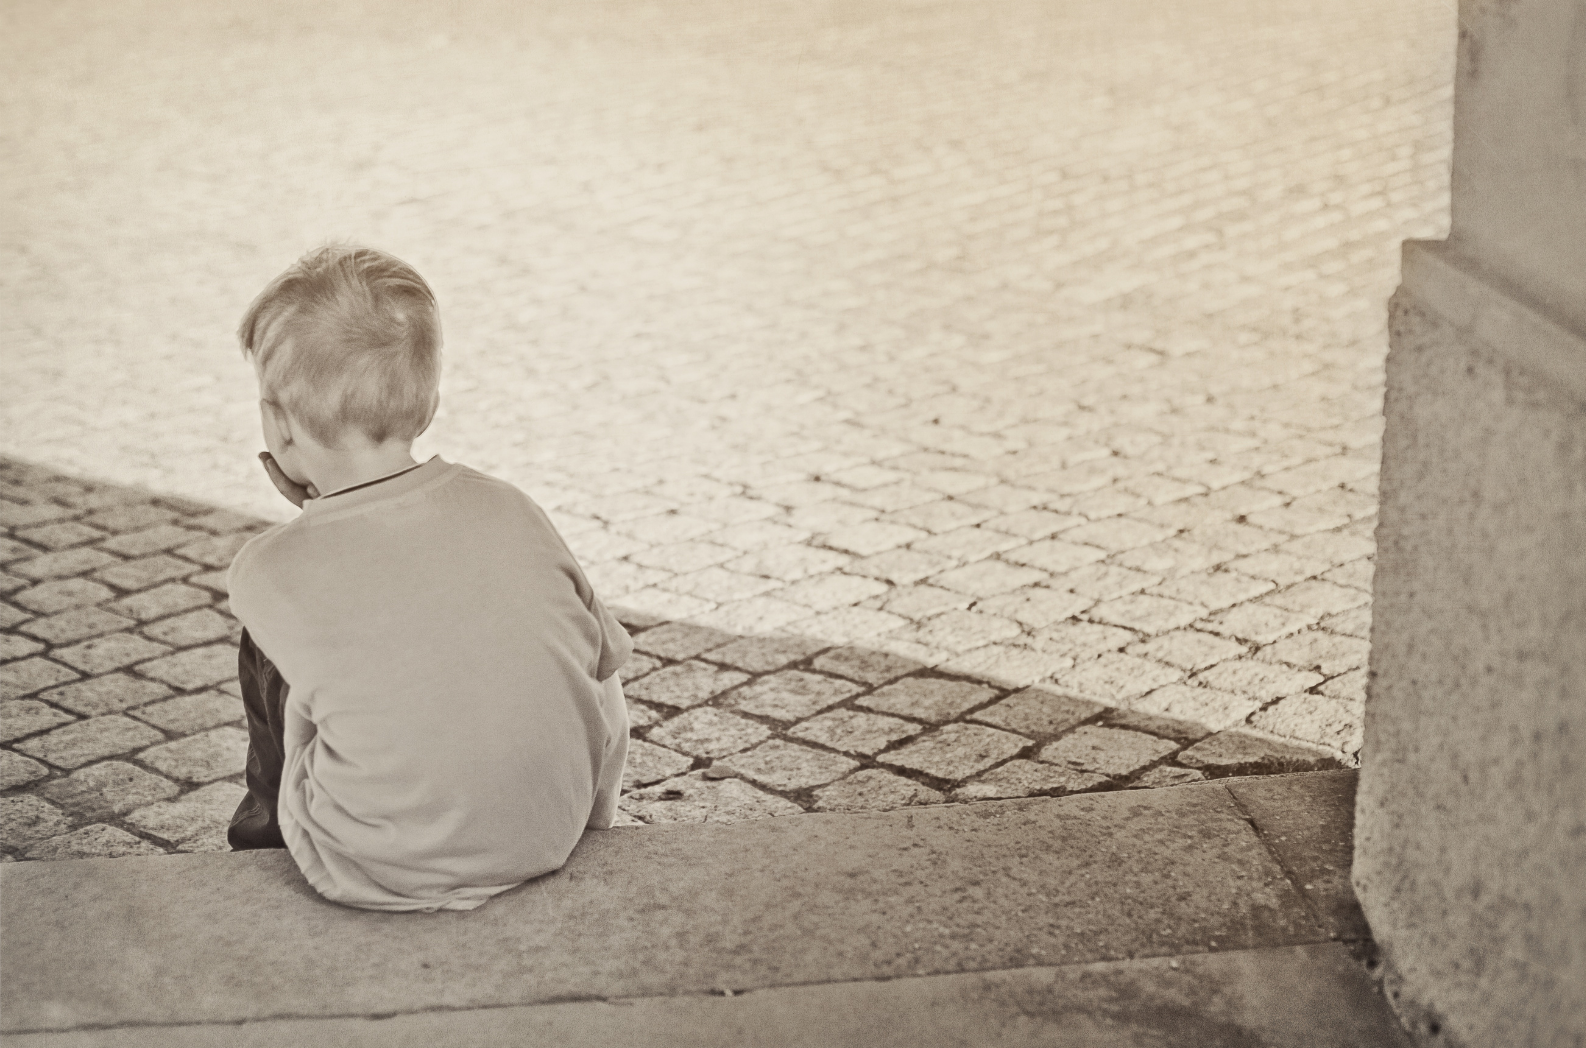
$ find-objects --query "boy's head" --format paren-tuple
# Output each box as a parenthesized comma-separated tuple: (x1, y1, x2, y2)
(239, 245, 442, 452)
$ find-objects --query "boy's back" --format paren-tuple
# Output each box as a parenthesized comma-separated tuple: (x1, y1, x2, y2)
(229, 457, 631, 911)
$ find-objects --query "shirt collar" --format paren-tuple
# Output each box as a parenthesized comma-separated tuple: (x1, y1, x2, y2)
(299, 455, 452, 519)
(318, 459, 429, 500)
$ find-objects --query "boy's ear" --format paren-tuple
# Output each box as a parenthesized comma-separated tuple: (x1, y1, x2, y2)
(260, 398, 296, 447)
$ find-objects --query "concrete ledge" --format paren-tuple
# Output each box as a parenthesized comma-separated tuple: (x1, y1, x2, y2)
(1401, 239, 1586, 407)
(3, 773, 1373, 1041)
(1226, 771, 1370, 942)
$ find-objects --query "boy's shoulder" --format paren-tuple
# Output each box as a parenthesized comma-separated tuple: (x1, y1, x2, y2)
(438, 463, 557, 528)
(446, 462, 534, 501)
(228, 464, 559, 585)
(228, 517, 292, 577)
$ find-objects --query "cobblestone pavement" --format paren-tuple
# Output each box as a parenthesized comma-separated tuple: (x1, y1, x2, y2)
(1, 0, 1454, 858)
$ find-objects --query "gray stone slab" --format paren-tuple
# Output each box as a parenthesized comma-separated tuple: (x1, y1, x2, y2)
(1227, 769, 1371, 941)
(1, 783, 1325, 1033)
(3, 944, 1410, 1048)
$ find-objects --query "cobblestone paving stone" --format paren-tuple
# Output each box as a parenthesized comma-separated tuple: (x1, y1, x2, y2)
(1, 0, 1454, 858)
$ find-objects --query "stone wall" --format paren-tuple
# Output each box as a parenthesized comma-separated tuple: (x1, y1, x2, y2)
(1357, 248, 1586, 1045)
(1448, 0, 1586, 332)
(1356, 1, 1586, 1043)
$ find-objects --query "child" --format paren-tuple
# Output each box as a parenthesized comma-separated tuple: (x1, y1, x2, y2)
(224, 245, 631, 913)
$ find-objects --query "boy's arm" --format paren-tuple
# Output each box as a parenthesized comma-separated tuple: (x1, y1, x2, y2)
(592, 595, 633, 682)
(586, 673, 629, 830)
(520, 488, 632, 679)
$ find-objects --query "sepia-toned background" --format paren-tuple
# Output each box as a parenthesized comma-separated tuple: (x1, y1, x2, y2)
(1, 0, 1455, 858)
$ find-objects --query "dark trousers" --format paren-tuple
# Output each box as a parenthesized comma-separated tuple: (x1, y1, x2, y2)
(228, 629, 289, 850)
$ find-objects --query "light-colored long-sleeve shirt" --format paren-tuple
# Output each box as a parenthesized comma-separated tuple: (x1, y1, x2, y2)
(227, 456, 631, 912)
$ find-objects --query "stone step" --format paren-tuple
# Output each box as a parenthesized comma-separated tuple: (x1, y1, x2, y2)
(1, 770, 1406, 1046)
(5, 945, 1407, 1048)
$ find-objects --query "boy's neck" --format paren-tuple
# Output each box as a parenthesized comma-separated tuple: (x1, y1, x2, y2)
(307, 443, 421, 498)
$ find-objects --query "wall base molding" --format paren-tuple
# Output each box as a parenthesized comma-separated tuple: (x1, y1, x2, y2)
(1401, 240, 1586, 408)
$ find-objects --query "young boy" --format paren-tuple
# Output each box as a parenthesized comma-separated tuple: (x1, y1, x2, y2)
(224, 245, 631, 912)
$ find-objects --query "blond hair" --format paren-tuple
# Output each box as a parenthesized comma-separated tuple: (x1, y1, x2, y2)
(238, 245, 442, 447)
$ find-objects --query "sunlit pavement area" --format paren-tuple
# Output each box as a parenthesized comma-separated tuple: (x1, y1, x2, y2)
(0, 0, 1454, 859)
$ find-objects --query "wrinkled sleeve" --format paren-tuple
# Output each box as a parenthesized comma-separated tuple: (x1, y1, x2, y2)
(591, 594, 632, 682)
(523, 488, 633, 682)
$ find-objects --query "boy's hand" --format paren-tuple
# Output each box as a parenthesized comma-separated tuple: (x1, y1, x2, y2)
(259, 452, 319, 508)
